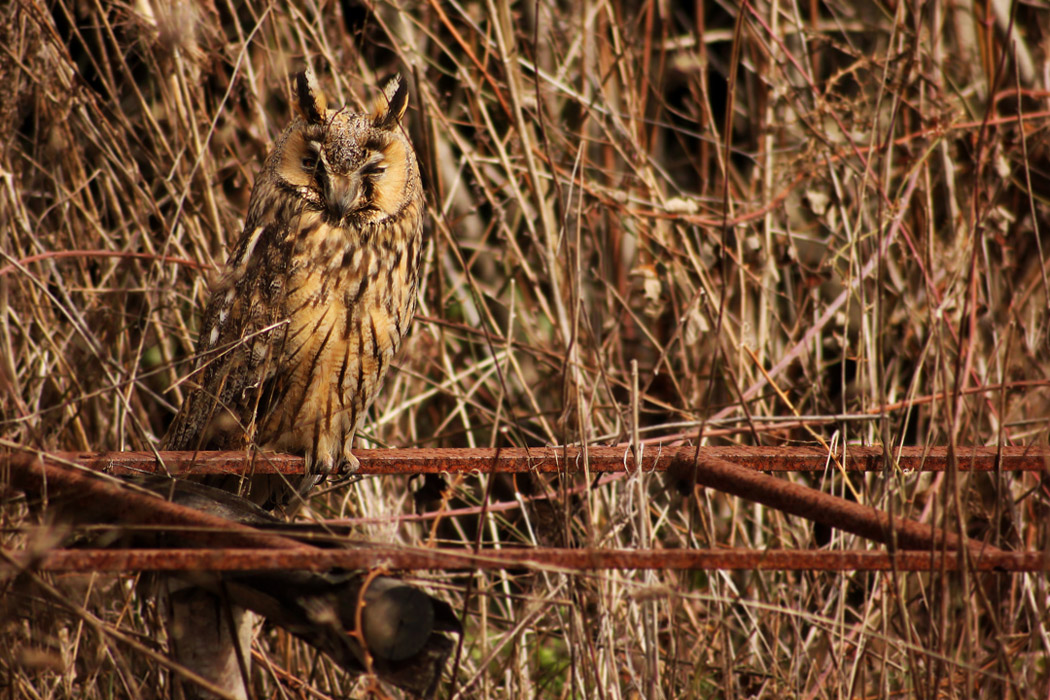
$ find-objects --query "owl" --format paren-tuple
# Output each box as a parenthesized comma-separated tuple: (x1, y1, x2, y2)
(164, 69, 424, 502)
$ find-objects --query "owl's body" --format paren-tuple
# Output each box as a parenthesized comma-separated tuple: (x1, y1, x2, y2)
(165, 71, 423, 494)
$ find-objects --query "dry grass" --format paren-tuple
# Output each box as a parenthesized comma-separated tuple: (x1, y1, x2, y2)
(3, 0, 1050, 698)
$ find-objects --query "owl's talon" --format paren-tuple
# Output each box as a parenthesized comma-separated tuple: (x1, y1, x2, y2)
(306, 453, 337, 478)
(340, 452, 361, 474)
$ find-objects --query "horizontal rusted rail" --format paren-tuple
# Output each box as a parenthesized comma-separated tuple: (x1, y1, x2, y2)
(26, 445, 1050, 477)
(7, 547, 1045, 572)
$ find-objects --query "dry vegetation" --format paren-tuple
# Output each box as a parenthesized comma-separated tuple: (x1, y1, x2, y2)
(3, 0, 1050, 698)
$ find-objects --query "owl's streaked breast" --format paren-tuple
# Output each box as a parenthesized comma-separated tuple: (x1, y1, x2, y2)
(263, 205, 423, 473)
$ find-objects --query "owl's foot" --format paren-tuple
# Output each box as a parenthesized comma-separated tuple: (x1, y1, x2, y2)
(308, 453, 336, 477)
(340, 451, 361, 474)
(340, 432, 360, 474)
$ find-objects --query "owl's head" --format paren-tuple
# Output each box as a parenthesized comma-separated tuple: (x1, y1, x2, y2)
(264, 69, 420, 228)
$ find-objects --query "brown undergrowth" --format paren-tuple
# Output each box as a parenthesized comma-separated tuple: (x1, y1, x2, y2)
(2, 1, 1050, 698)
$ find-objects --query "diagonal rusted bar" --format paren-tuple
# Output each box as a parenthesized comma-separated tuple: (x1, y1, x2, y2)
(6, 547, 1046, 573)
(666, 453, 1003, 556)
(3, 454, 307, 551)
(24, 445, 1050, 477)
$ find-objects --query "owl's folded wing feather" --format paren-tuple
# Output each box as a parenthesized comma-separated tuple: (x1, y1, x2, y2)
(163, 217, 292, 454)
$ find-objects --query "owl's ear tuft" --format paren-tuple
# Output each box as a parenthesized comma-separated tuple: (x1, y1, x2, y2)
(294, 69, 328, 124)
(372, 74, 409, 130)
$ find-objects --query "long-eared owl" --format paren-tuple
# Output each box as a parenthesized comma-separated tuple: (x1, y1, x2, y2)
(164, 69, 424, 499)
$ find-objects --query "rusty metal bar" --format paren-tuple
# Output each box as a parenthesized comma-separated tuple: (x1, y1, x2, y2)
(664, 453, 1001, 556)
(25, 445, 1049, 477)
(7, 547, 1045, 573)
(3, 455, 309, 551)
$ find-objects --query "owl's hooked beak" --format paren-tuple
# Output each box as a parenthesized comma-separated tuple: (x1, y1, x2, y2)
(323, 173, 362, 223)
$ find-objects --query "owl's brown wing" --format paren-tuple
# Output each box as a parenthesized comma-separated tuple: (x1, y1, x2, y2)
(163, 217, 292, 454)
